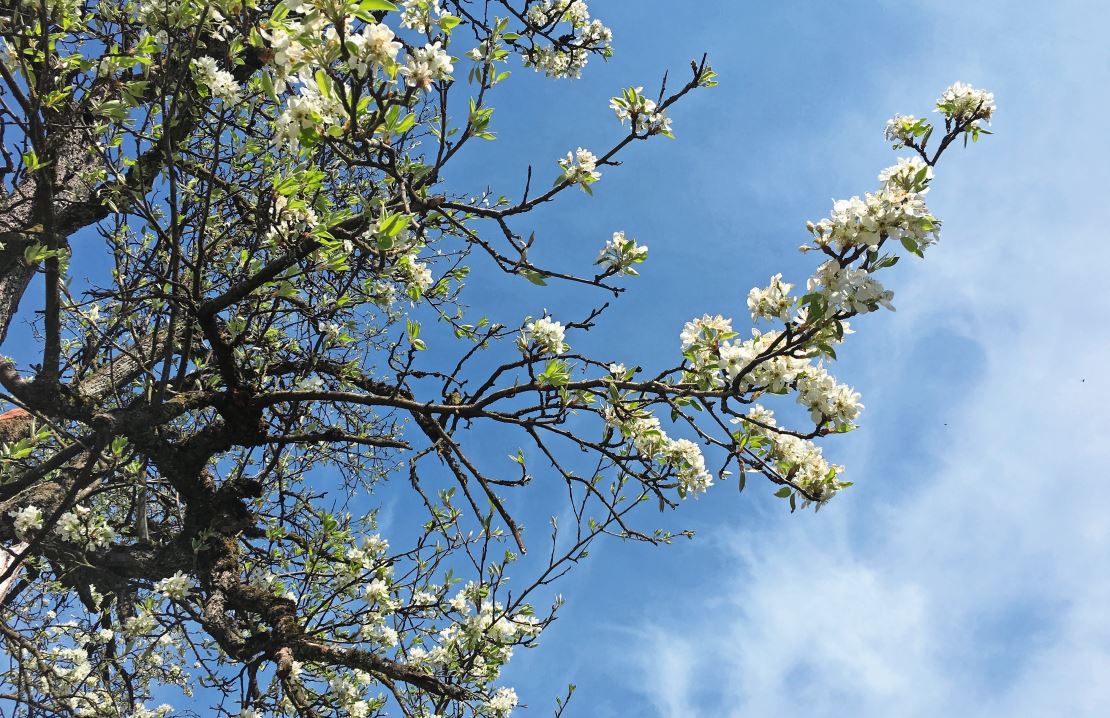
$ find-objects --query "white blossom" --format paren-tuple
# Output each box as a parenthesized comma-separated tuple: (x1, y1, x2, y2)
(807, 261, 895, 314)
(348, 23, 402, 77)
(610, 86, 672, 135)
(448, 588, 471, 614)
(739, 411, 848, 505)
(680, 313, 732, 352)
(596, 231, 648, 275)
(795, 364, 863, 428)
(718, 329, 806, 393)
(526, 5, 549, 26)
(747, 273, 795, 322)
(154, 571, 193, 601)
(522, 8, 611, 79)
(365, 578, 393, 607)
(807, 176, 936, 254)
(936, 81, 996, 124)
(558, 147, 601, 190)
(283, 0, 314, 13)
(124, 610, 157, 636)
(55, 505, 116, 551)
(878, 155, 933, 190)
(191, 56, 241, 105)
(523, 317, 567, 355)
(295, 375, 325, 392)
(274, 72, 346, 146)
(9, 504, 43, 538)
(664, 438, 713, 496)
(400, 0, 447, 33)
(486, 686, 518, 716)
(884, 113, 920, 145)
(679, 314, 734, 376)
(400, 42, 454, 90)
(397, 254, 434, 295)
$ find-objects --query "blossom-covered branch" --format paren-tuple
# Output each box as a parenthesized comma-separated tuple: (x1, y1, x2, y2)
(0, 0, 992, 716)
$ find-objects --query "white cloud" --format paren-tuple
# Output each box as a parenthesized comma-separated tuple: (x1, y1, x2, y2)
(623, 2, 1110, 712)
(628, 236, 1110, 715)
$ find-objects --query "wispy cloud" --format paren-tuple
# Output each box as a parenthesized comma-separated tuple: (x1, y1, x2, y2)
(627, 224, 1110, 715)
(622, 3, 1110, 714)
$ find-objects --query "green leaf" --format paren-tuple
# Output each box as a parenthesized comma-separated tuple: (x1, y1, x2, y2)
(379, 213, 411, 237)
(260, 72, 276, 100)
(95, 100, 130, 121)
(393, 112, 416, 134)
(360, 0, 398, 10)
(774, 487, 792, 498)
(314, 69, 331, 97)
(273, 176, 299, 196)
(900, 236, 924, 257)
(522, 269, 547, 286)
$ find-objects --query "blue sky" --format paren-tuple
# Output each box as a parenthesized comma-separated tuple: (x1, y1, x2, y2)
(441, 1, 1110, 716)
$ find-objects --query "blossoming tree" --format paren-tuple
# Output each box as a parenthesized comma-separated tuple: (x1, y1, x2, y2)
(0, 0, 994, 715)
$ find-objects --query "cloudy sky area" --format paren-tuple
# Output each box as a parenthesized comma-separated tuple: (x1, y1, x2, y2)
(451, 1, 1110, 716)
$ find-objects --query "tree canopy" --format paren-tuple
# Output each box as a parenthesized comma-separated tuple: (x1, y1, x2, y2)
(0, 0, 994, 716)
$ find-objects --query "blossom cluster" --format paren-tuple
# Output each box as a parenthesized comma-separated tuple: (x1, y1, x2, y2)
(344, 533, 390, 574)
(409, 593, 541, 683)
(807, 260, 895, 314)
(739, 406, 848, 505)
(602, 406, 714, 497)
(265, 192, 320, 243)
(347, 22, 402, 77)
(678, 302, 862, 432)
(717, 328, 808, 392)
(679, 313, 735, 378)
(747, 273, 794, 323)
(596, 231, 648, 276)
(936, 81, 996, 125)
(8, 503, 43, 538)
(29, 610, 193, 715)
(326, 668, 380, 718)
(795, 365, 863, 429)
(522, 317, 567, 355)
(806, 156, 937, 254)
(255, 6, 458, 148)
(884, 82, 994, 149)
(400, 42, 454, 90)
(191, 56, 241, 105)
(884, 113, 924, 146)
(55, 505, 116, 551)
(559, 147, 601, 191)
(396, 252, 435, 296)
(610, 86, 672, 136)
(400, 0, 450, 34)
(486, 686, 519, 717)
(658, 88, 994, 508)
(155, 571, 193, 601)
(524, 1, 613, 79)
(274, 71, 346, 147)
